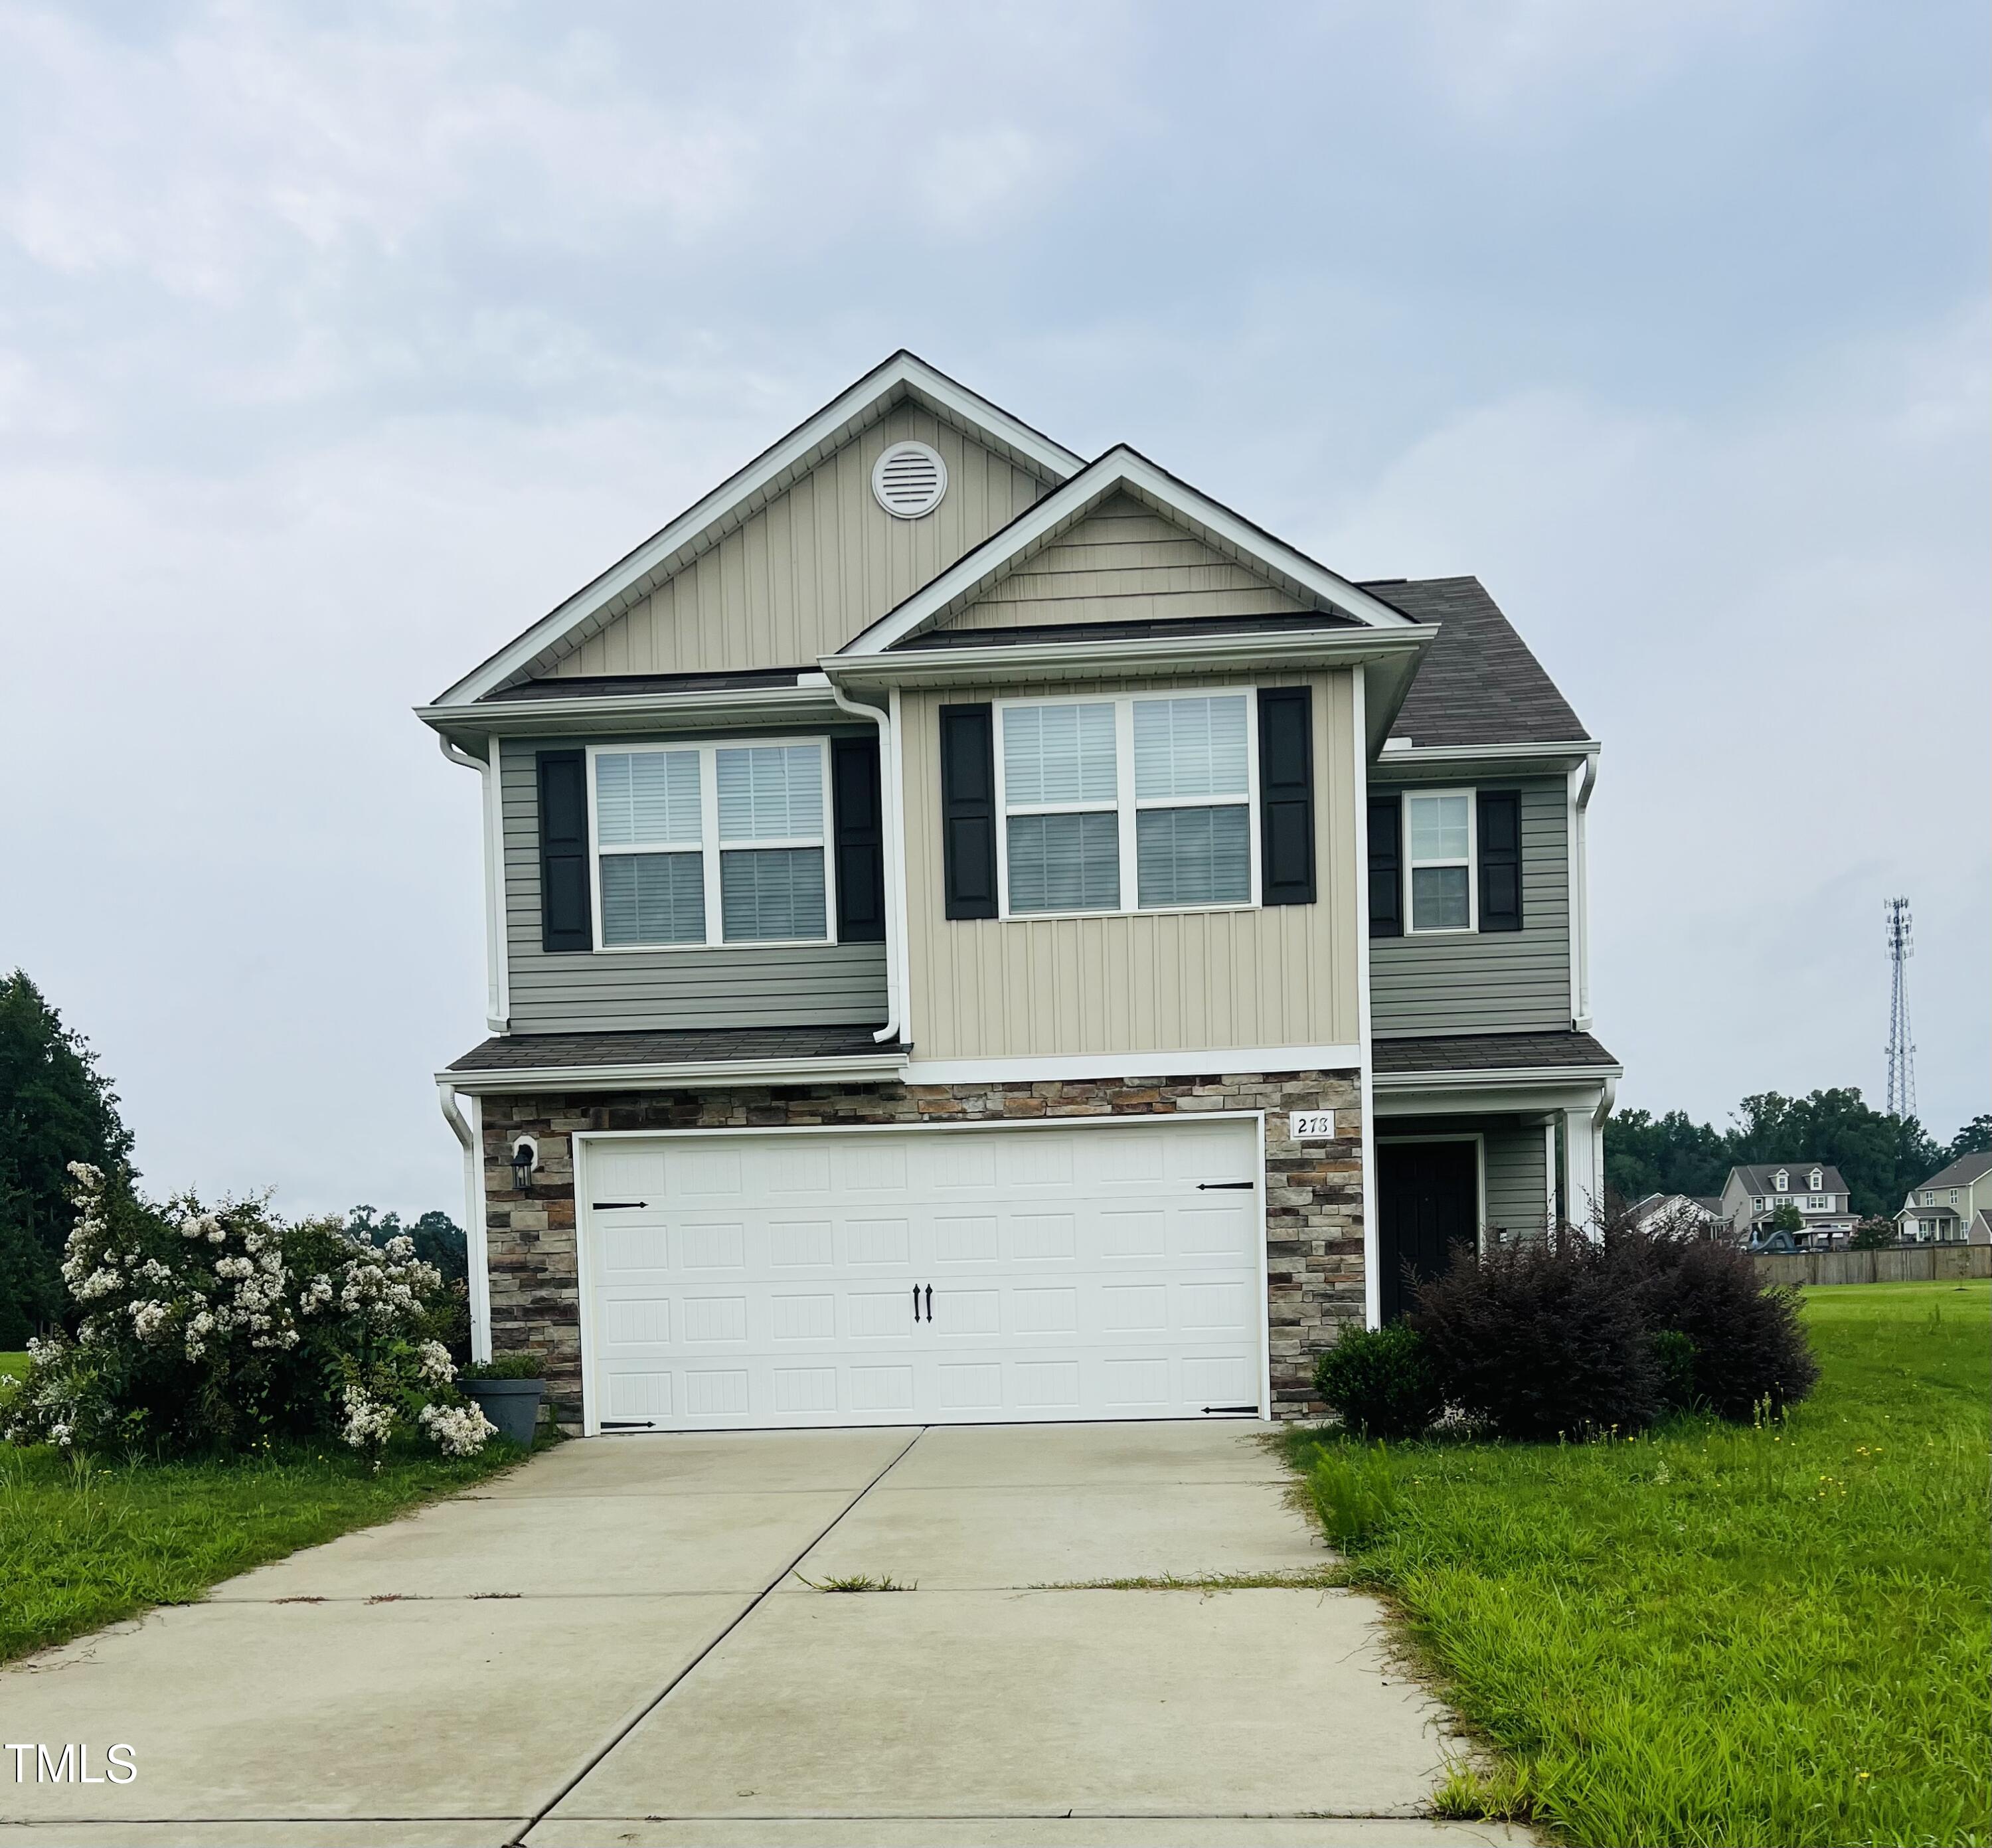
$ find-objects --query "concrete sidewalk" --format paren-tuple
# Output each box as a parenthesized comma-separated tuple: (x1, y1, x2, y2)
(0, 1423, 1525, 1847)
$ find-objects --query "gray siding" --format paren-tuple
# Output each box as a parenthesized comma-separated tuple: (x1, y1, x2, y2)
(498, 738, 888, 1035)
(1370, 778, 1571, 1038)
(1483, 1126, 1550, 1237)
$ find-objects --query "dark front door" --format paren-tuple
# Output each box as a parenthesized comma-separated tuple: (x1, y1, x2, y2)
(1378, 1140, 1480, 1322)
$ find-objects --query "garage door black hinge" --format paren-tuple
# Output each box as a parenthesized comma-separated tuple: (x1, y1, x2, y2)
(600, 1421, 656, 1430)
(591, 1200, 649, 1209)
(1197, 1181, 1254, 1191)
(1203, 1404, 1260, 1415)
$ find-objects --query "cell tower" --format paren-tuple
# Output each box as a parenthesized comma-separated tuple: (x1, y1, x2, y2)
(1884, 896, 1915, 1119)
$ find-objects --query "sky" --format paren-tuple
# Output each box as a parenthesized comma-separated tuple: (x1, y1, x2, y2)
(1, 1, 1985, 1220)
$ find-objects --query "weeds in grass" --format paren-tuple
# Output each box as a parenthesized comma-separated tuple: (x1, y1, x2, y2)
(1430, 1759, 1536, 1823)
(1282, 1280, 1992, 1848)
(794, 1572, 916, 1592)
(1033, 1568, 1349, 1592)
(1306, 1440, 1399, 1550)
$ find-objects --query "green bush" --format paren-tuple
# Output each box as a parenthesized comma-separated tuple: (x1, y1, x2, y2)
(3, 1165, 496, 1462)
(1650, 1328, 1698, 1410)
(1312, 1321, 1442, 1439)
(460, 1352, 548, 1381)
(1307, 1442, 1400, 1551)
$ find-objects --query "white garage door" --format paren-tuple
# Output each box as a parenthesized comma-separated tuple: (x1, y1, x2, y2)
(578, 1118, 1265, 1432)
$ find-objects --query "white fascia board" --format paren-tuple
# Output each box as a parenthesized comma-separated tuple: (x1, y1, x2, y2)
(841, 448, 1419, 656)
(416, 683, 849, 744)
(822, 627, 1431, 692)
(440, 1052, 910, 1096)
(904, 1045, 1361, 1086)
(1373, 740, 1601, 769)
(432, 354, 1084, 708)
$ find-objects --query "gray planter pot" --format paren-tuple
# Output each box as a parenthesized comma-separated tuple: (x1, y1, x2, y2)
(461, 1377, 545, 1447)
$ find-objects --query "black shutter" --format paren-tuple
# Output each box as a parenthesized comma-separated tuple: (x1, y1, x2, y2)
(1256, 687, 1315, 906)
(832, 735, 886, 943)
(939, 703, 997, 920)
(1367, 795, 1402, 938)
(1478, 790, 1523, 932)
(536, 749, 592, 952)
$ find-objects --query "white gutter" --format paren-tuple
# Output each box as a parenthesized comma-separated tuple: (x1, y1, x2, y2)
(827, 680, 905, 1045)
(1374, 738, 1598, 764)
(1371, 1061, 1623, 1090)
(438, 1050, 911, 1097)
(436, 1082, 492, 1363)
(418, 681, 843, 745)
(438, 736, 509, 1032)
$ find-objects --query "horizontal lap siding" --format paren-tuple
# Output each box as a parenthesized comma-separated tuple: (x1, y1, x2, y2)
(1370, 778, 1570, 1037)
(1483, 1127, 1550, 1237)
(549, 406, 1046, 675)
(499, 740, 888, 1033)
(900, 671, 1360, 1060)
(935, 497, 1309, 631)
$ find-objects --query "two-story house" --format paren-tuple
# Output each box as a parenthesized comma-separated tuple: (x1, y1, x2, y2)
(1718, 1163, 1857, 1248)
(420, 355, 1618, 1433)
(1894, 1152, 1992, 1243)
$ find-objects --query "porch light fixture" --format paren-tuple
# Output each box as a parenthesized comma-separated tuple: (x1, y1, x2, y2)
(509, 1139, 537, 1193)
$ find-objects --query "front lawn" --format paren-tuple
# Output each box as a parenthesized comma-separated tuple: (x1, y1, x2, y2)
(0, 1438, 525, 1666)
(1283, 1279, 1991, 1847)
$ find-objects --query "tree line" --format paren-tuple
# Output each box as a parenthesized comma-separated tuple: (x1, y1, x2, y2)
(1605, 1089, 1991, 1222)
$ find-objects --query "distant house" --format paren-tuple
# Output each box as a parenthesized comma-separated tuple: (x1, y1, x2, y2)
(1894, 1151, 1992, 1244)
(1626, 1192, 1724, 1235)
(1718, 1163, 1857, 1250)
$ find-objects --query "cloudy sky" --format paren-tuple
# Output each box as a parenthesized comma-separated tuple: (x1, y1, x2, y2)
(3, 1, 1985, 1219)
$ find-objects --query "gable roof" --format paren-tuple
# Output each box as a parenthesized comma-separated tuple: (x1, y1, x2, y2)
(1362, 577, 1588, 749)
(1728, 1163, 1847, 1195)
(838, 447, 1418, 655)
(1911, 1151, 1992, 1191)
(431, 352, 1083, 707)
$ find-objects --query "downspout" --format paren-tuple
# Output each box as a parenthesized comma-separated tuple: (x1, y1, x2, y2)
(436, 1081, 492, 1362)
(826, 680, 904, 1045)
(1573, 750, 1598, 1030)
(1351, 667, 1380, 1329)
(438, 734, 509, 1033)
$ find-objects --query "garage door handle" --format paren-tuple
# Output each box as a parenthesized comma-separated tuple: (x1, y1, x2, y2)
(925, 1284, 933, 1322)
(912, 1284, 923, 1323)
(592, 1201, 649, 1210)
(1198, 1181, 1254, 1191)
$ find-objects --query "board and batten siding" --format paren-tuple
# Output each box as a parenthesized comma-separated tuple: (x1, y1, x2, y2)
(497, 738, 888, 1035)
(931, 491, 1311, 632)
(1369, 778, 1571, 1038)
(898, 671, 1361, 1062)
(544, 406, 1046, 678)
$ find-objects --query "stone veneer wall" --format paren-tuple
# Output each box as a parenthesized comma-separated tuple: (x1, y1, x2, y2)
(477, 1070, 1364, 1430)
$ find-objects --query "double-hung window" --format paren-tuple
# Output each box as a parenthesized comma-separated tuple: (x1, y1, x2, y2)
(590, 739, 833, 948)
(1404, 790, 1474, 932)
(996, 692, 1256, 916)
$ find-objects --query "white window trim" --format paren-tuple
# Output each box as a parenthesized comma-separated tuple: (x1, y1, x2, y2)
(586, 736, 839, 952)
(991, 689, 1262, 922)
(1402, 786, 1478, 935)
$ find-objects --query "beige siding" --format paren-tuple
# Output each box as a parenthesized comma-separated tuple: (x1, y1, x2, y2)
(548, 407, 1045, 677)
(898, 671, 1361, 1060)
(933, 492, 1311, 632)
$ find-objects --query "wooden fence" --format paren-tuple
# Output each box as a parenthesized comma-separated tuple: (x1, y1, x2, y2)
(1752, 1244, 1992, 1288)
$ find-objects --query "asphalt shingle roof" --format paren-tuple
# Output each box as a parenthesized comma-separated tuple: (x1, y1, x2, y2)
(1913, 1150, 1992, 1191)
(448, 1024, 901, 1074)
(1359, 576, 1588, 749)
(1729, 1163, 1849, 1196)
(1371, 1031, 1618, 1076)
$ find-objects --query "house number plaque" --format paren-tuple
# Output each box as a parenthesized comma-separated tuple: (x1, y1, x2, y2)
(1289, 1111, 1337, 1139)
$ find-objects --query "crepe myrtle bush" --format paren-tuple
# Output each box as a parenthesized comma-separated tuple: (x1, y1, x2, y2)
(1, 1164, 495, 1462)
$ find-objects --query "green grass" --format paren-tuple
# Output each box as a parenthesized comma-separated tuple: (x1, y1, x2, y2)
(0, 1352, 27, 1382)
(1282, 1279, 1992, 1847)
(0, 1438, 527, 1666)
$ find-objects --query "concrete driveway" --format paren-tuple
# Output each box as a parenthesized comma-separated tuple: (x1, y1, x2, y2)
(0, 1423, 1525, 1847)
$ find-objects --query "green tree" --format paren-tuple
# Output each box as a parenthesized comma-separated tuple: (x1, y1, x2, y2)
(1943, 1114, 1992, 1165)
(1726, 1089, 1940, 1219)
(1767, 1201, 1805, 1234)
(1602, 1107, 1731, 1206)
(0, 973, 135, 1347)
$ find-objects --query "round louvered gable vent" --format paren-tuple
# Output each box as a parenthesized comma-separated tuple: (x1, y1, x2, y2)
(871, 441, 948, 519)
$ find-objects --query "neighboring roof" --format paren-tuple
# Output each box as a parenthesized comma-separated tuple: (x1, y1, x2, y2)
(890, 610, 1359, 651)
(1361, 576, 1588, 750)
(448, 1025, 900, 1074)
(1895, 1201, 1959, 1218)
(840, 446, 1418, 655)
(1912, 1150, 1992, 1191)
(1693, 1196, 1724, 1215)
(1370, 1031, 1618, 1076)
(1728, 1163, 1849, 1195)
(1629, 1193, 1722, 1221)
(430, 352, 1084, 707)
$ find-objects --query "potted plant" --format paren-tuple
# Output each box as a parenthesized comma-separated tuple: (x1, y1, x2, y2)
(458, 1353, 548, 1446)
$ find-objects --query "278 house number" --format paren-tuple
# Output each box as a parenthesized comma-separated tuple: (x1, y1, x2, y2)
(1288, 1111, 1337, 1139)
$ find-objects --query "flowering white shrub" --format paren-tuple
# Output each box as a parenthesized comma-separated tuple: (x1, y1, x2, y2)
(2, 1165, 492, 1462)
